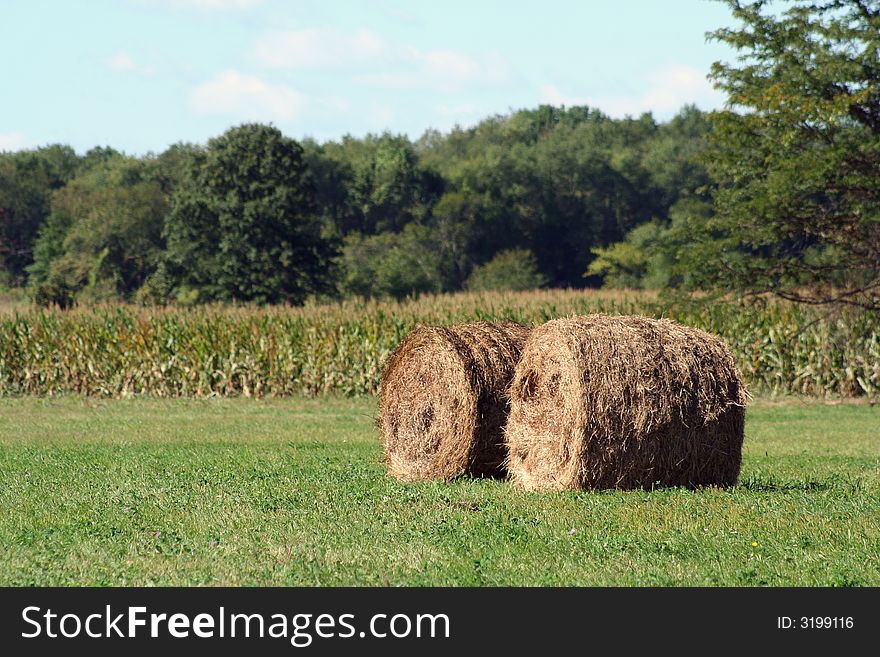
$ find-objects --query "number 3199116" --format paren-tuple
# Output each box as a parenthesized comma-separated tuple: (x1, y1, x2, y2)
(777, 616, 854, 629)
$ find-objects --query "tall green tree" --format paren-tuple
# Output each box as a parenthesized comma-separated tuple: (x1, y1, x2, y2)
(164, 123, 337, 304)
(693, 0, 880, 308)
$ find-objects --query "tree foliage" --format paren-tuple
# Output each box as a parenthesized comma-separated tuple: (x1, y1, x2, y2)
(692, 0, 880, 308)
(339, 223, 442, 299)
(587, 198, 714, 289)
(28, 155, 168, 305)
(2, 106, 714, 303)
(163, 124, 338, 304)
(0, 145, 78, 284)
(466, 249, 548, 292)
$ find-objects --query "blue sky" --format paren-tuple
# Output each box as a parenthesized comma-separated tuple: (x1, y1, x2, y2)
(1, 0, 738, 154)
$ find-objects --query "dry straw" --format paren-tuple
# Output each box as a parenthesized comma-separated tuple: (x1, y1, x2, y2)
(378, 320, 530, 482)
(505, 314, 746, 491)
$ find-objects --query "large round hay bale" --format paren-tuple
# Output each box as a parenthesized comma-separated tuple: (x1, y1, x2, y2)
(505, 314, 746, 491)
(378, 320, 530, 482)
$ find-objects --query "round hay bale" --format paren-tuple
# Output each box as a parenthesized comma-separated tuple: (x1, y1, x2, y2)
(378, 320, 530, 482)
(505, 314, 746, 491)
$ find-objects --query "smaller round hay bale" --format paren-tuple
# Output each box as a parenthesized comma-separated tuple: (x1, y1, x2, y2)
(505, 314, 746, 491)
(378, 320, 530, 482)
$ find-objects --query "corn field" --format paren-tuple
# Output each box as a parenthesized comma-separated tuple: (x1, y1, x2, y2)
(0, 289, 877, 398)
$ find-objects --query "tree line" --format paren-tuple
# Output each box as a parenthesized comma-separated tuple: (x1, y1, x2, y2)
(0, 105, 711, 306)
(1, 0, 878, 309)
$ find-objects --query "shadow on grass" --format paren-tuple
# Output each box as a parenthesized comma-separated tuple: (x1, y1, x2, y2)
(738, 475, 863, 493)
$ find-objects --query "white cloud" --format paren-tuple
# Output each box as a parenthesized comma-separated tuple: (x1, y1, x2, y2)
(540, 84, 585, 108)
(370, 48, 508, 91)
(541, 65, 724, 118)
(368, 103, 395, 130)
(437, 103, 479, 116)
(106, 51, 157, 76)
(640, 66, 725, 114)
(253, 28, 508, 91)
(108, 52, 136, 72)
(190, 71, 305, 121)
(0, 132, 31, 152)
(426, 103, 485, 133)
(130, 0, 262, 10)
(254, 28, 387, 70)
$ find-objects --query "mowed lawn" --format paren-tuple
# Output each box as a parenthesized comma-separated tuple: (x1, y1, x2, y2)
(0, 397, 877, 586)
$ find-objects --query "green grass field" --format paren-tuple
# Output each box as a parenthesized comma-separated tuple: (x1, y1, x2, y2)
(1, 396, 877, 586)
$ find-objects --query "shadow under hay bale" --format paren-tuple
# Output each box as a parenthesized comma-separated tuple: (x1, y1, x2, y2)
(378, 320, 530, 482)
(505, 314, 746, 491)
